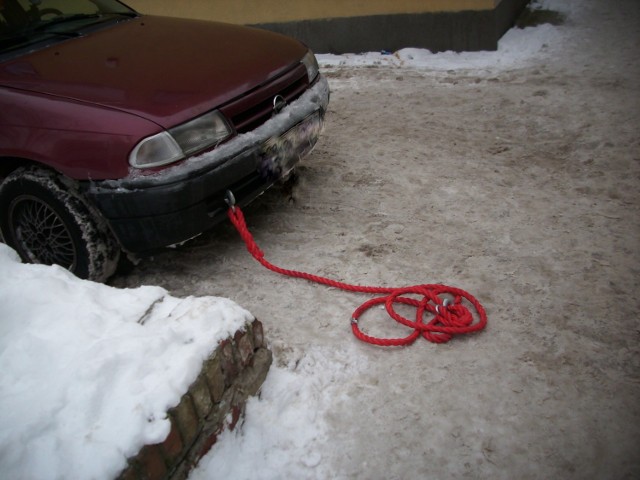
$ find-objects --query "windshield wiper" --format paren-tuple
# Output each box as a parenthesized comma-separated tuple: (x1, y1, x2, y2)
(107, 12, 139, 18)
(27, 12, 137, 36)
(0, 29, 76, 53)
(0, 33, 30, 49)
(1, 12, 139, 53)
(32, 13, 103, 32)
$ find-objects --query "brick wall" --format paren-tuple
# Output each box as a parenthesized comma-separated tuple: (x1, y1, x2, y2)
(116, 319, 272, 480)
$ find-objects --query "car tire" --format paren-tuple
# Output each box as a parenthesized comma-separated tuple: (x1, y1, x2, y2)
(0, 166, 120, 282)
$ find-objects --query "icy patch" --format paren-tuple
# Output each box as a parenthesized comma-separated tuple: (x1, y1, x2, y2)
(0, 243, 253, 480)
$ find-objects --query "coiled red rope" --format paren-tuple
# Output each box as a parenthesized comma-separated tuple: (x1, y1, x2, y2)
(227, 202, 487, 347)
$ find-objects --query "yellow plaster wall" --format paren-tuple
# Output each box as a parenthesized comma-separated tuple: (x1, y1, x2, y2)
(126, 0, 501, 25)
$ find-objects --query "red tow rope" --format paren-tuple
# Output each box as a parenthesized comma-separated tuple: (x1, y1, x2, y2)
(227, 197, 487, 347)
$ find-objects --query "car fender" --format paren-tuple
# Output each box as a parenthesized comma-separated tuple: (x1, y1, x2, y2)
(0, 86, 162, 180)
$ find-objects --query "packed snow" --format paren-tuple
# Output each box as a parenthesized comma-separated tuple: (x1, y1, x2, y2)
(1, 0, 638, 479)
(193, 0, 640, 478)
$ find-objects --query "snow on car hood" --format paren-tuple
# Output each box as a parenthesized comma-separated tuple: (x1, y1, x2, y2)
(0, 16, 308, 128)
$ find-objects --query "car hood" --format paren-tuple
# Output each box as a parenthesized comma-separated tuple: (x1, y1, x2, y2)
(0, 16, 307, 128)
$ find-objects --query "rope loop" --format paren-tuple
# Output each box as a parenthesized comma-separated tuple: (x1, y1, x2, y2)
(228, 204, 487, 347)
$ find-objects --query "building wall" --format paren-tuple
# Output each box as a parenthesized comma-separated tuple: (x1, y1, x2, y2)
(125, 0, 528, 53)
(125, 1, 501, 24)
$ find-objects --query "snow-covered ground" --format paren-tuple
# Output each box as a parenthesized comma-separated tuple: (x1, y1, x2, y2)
(2, 0, 639, 478)
(189, 1, 640, 478)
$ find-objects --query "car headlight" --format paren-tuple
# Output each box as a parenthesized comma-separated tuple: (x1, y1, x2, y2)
(301, 50, 319, 83)
(129, 110, 232, 169)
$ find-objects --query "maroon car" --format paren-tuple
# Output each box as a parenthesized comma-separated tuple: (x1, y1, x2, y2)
(0, 0, 329, 281)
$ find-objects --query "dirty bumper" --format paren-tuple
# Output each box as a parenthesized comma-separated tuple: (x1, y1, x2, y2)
(84, 76, 330, 253)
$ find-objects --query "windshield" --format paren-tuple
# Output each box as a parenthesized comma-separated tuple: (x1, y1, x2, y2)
(0, 0, 137, 55)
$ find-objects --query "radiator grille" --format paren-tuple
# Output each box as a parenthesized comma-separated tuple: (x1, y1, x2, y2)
(219, 64, 309, 134)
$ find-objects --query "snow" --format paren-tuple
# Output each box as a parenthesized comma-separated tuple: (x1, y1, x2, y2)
(317, 23, 562, 72)
(191, 0, 640, 478)
(0, 243, 253, 479)
(315, 0, 574, 72)
(190, 345, 366, 480)
(2, 0, 639, 479)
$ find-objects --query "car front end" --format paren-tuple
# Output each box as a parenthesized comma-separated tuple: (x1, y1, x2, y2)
(86, 68, 329, 253)
(0, 1, 330, 279)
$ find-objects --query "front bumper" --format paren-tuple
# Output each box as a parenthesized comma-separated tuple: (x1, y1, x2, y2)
(84, 75, 329, 253)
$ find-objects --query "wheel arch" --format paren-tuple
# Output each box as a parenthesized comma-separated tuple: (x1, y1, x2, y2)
(0, 164, 122, 281)
(0, 156, 59, 183)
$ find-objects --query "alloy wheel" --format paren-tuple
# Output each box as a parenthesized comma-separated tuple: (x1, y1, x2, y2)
(9, 194, 77, 270)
